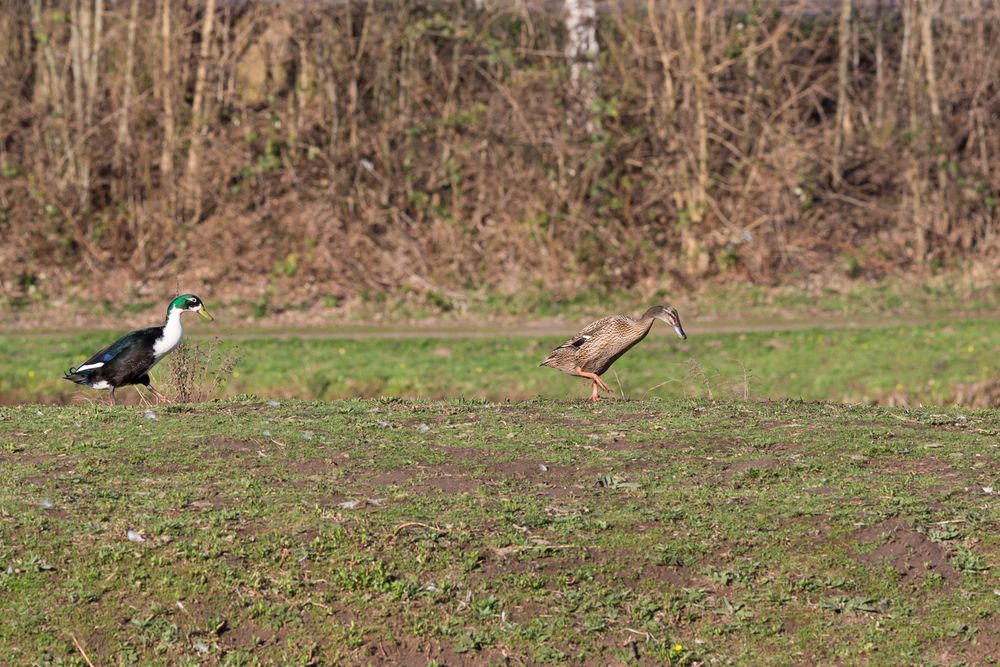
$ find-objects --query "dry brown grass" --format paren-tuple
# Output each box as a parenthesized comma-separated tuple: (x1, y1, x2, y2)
(164, 338, 241, 403)
(1, 1, 998, 309)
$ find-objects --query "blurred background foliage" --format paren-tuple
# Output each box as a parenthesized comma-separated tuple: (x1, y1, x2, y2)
(0, 0, 997, 315)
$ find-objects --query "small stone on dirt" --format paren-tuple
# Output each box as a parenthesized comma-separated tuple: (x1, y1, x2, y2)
(193, 641, 209, 654)
(268, 400, 281, 407)
(144, 411, 157, 420)
(338, 500, 363, 510)
(39, 498, 54, 509)
(417, 424, 430, 432)
(126, 530, 146, 543)
(538, 464, 549, 472)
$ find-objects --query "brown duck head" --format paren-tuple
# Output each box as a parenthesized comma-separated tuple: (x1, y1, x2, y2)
(642, 305, 686, 340)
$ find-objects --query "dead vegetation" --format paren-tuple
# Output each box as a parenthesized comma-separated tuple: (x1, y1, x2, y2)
(164, 338, 241, 403)
(0, 1, 998, 309)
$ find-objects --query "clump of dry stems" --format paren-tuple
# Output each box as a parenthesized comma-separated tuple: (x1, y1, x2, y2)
(164, 338, 241, 403)
(1, 1, 998, 307)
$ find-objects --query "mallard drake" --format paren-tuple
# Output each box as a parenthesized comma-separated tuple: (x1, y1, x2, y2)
(64, 294, 214, 405)
(540, 305, 686, 402)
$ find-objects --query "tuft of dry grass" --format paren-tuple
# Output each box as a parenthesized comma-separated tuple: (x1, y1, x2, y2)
(164, 338, 241, 404)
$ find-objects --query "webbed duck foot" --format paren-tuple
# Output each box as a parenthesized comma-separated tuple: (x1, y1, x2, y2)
(147, 384, 171, 404)
(590, 381, 602, 402)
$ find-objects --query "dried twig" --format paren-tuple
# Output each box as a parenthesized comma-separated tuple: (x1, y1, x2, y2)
(391, 521, 445, 536)
(641, 378, 681, 401)
(611, 369, 626, 400)
(70, 633, 95, 667)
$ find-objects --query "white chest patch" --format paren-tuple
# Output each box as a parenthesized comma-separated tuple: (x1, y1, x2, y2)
(153, 309, 184, 359)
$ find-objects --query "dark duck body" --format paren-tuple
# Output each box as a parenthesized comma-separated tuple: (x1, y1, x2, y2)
(540, 305, 686, 402)
(64, 294, 213, 404)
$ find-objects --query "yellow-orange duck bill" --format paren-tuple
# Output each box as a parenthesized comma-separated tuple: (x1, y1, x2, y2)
(198, 307, 215, 321)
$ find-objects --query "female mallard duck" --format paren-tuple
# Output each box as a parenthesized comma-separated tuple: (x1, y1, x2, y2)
(540, 305, 686, 402)
(64, 294, 213, 405)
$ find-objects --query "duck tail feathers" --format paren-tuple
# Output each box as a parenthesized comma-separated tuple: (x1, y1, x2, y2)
(539, 352, 561, 368)
(64, 367, 87, 383)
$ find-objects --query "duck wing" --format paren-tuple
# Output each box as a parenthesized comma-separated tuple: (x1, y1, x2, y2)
(67, 327, 161, 379)
(540, 316, 630, 371)
(553, 315, 628, 352)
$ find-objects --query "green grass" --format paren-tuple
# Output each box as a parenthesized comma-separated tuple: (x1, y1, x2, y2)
(2, 398, 1000, 664)
(4, 313, 1000, 662)
(5, 318, 1000, 406)
(10, 272, 1000, 324)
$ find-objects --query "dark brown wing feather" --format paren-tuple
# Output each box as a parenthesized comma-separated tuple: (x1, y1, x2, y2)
(540, 315, 639, 374)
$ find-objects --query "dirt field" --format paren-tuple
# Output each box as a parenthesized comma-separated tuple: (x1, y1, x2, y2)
(3, 398, 999, 664)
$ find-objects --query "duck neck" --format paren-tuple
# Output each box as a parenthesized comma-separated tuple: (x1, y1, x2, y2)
(639, 307, 661, 322)
(635, 311, 656, 337)
(639, 308, 657, 329)
(155, 306, 185, 357)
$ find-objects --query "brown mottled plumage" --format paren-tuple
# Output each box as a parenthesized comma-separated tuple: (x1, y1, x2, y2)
(540, 306, 687, 401)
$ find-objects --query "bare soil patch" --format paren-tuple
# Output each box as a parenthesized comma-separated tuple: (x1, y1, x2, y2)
(722, 459, 782, 479)
(367, 635, 510, 667)
(492, 460, 572, 481)
(203, 437, 261, 458)
(367, 469, 412, 487)
(853, 519, 958, 584)
(933, 614, 1000, 665)
(285, 457, 346, 478)
(642, 563, 697, 587)
(423, 472, 480, 494)
(805, 486, 840, 495)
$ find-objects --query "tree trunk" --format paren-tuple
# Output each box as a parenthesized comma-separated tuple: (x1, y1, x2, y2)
(30, 0, 73, 187)
(69, 0, 88, 204)
(85, 0, 102, 132)
(832, 0, 852, 188)
(918, 0, 941, 134)
(563, 0, 598, 133)
(874, 7, 884, 130)
(692, 0, 707, 215)
(184, 0, 217, 223)
(114, 0, 138, 175)
(646, 0, 676, 135)
(160, 0, 176, 221)
(347, 1, 373, 158)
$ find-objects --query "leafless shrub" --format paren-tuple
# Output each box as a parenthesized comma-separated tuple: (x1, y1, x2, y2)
(1, 1, 998, 307)
(163, 338, 241, 403)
